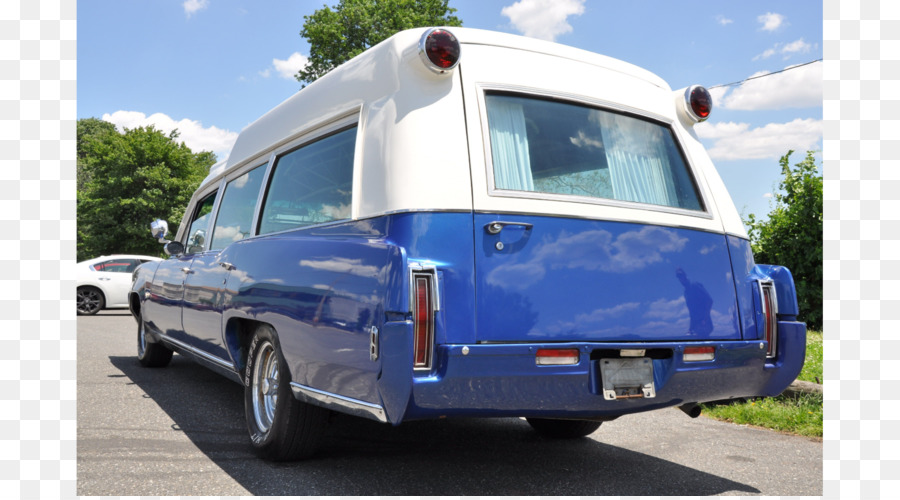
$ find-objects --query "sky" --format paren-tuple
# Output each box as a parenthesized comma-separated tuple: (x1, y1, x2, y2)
(77, 0, 823, 223)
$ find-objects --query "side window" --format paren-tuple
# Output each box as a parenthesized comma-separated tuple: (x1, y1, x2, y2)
(92, 259, 139, 273)
(185, 191, 217, 254)
(210, 164, 267, 251)
(258, 126, 356, 235)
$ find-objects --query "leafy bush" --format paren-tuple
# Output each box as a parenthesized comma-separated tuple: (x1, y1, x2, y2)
(744, 151, 823, 329)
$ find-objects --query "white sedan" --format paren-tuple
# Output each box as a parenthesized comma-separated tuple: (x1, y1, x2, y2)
(76, 254, 162, 315)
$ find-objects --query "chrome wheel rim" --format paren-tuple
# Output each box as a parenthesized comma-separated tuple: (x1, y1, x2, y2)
(77, 288, 102, 314)
(138, 320, 147, 357)
(251, 341, 279, 433)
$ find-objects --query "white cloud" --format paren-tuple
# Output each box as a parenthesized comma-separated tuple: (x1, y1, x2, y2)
(753, 38, 814, 61)
(782, 38, 813, 55)
(101, 110, 238, 160)
(752, 48, 777, 61)
(693, 120, 749, 140)
(183, 0, 209, 18)
(715, 15, 733, 26)
(501, 0, 585, 41)
(695, 118, 822, 161)
(713, 61, 822, 110)
(271, 52, 309, 79)
(758, 12, 785, 32)
(299, 257, 378, 277)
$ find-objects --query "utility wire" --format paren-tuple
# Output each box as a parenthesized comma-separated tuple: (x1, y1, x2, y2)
(707, 59, 823, 89)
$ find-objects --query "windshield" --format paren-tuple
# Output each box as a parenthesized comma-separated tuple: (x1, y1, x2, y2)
(485, 93, 703, 212)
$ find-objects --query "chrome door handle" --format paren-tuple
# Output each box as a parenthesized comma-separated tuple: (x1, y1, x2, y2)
(219, 262, 236, 271)
(181, 267, 194, 274)
(484, 221, 534, 235)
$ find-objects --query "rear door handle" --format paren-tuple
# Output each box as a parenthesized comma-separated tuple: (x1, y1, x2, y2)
(219, 262, 236, 271)
(484, 221, 533, 235)
(181, 267, 194, 274)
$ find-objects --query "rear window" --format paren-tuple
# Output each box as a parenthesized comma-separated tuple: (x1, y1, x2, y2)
(92, 259, 139, 273)
(484, 93, 703, 212)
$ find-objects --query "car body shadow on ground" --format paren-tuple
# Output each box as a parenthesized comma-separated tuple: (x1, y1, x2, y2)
(100, 354, 761, 496)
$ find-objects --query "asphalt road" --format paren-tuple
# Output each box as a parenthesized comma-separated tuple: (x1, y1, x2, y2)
(77, 310, 822, 496)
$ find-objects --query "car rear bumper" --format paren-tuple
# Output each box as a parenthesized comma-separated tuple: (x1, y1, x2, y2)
(397, 320, 806, 423)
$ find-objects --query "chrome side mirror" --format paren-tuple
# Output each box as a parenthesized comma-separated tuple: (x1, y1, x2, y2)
(151, 219, 184, 256)
(163, 241, 185, 256)
(150, 219, 170, 242)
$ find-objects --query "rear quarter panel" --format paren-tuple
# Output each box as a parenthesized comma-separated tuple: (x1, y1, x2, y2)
(220, 226, 406, 405)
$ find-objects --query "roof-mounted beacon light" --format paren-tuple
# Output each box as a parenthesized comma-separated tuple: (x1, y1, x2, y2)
(682, 85, 712, 122)
(418, 28, 461, 74)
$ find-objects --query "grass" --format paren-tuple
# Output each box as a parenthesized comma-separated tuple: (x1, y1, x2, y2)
(700, 329, 823, 438)
(797, 329, 823, 384)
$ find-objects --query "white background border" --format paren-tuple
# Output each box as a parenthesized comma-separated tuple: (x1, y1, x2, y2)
(0, 0, 877, 497)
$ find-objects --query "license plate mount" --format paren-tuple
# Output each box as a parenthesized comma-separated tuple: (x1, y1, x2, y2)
(599, 357, 656, 400)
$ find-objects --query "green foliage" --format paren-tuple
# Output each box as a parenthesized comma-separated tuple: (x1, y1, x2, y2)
(797, 329, 823, 384)
(701, 330, 824, 437)
(77, 118, 215, 262)
(297, 0, 462, 85)
(744, 151, 823, 329)
(701, 392, 823, 438)
(77, 118, 118, 191)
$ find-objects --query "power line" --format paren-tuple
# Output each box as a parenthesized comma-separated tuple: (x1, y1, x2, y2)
(707, 59, 823, 90)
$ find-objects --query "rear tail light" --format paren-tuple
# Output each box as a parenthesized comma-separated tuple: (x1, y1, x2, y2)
(418, 28, 461, 73)
(411, 271, 437, 370)
(683, 346, 715, 362)
(759, 281, 778, 358)
(536, 348, 580, 366)
(683, 85, 712, 122)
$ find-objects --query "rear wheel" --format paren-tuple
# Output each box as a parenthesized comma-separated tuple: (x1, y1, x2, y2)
(526, 418, 602, 439)
(77, 286, 104, 315)
(244, 324, 329, 461)
(136, 314, 173, 367)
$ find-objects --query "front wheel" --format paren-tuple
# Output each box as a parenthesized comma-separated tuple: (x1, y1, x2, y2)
(244, 325, 329, 461)
(526, 418, 602, 439)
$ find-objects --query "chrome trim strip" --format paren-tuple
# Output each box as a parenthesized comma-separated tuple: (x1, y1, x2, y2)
(758, 280, 779, 359)
(158, 334, 236, 371)
(290, 383, 387, 423)
(408, 261, 441, 311)
(408, 262, 438, 372)
(483, 187, 714, 220)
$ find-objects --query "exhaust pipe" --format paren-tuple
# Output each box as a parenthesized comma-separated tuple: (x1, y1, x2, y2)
(679, 403, 701, 418)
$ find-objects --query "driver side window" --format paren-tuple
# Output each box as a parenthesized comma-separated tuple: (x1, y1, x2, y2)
(185, 191, 217, 254)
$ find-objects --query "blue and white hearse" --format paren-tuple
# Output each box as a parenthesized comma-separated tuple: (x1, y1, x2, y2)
(130, 27, 806, 460)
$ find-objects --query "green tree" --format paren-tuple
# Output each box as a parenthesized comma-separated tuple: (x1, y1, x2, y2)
(297, 0, 462, 86)
(76, 118, 118, 192)
(744, 150, 823, 329)
(77, 119, 215, 261)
